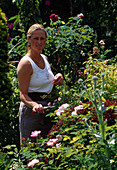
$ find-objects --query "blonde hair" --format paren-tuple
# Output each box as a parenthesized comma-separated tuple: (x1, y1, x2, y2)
(27, 24, 47, 51)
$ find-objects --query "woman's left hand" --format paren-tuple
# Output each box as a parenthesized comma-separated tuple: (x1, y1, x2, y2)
(53, 73, 63, 86)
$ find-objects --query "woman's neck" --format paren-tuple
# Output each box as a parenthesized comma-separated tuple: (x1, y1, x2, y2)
(27, 50, 41, 60)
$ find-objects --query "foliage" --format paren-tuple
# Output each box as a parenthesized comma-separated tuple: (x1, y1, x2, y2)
(44, 15, 94, 84)
(0, 73, 117, 169)
(0, 9, 20, 147)
(7, 14, 94, 85)
(73, 0, 117, 58)
(9, 0, 42, 32)
(0, 64, 20, 148)
(0, 8, 13, 116)
(83, 56, 117, 100)
(0, 99, 116, 169)
(0, 2, 117, 169)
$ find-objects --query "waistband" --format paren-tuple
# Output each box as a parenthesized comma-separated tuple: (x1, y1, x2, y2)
(28, 92, 49, 101)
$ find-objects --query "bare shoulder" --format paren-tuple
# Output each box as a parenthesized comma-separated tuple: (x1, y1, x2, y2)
(17, 58, 33, 75)
(42, 54, 48, 61)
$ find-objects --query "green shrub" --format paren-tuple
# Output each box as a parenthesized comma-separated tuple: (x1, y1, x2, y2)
(44, 15, 94, 84)
(0, 9, 13, 116)
(0, 9, 20, 148)
(83, 56, 117, 100)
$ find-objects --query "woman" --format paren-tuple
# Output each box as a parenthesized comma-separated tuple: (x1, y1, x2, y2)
(17, 24, 63, 145)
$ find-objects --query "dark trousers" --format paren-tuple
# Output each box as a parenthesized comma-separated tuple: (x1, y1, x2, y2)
(19, 100, 52, 145)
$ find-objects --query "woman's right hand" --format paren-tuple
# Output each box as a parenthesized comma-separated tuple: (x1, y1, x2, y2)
(32, 104, 44, 113)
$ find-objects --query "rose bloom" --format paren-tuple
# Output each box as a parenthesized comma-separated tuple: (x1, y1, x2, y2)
(99, 40, 105, 45)
(28, 159, 39, 167)
(56, 103, 69, 116)
(30, 130, 41, 137)
(77, 13, 84, 18)
(7, 35, 11, 42)
(45, 0, 50, 6)
(58, 97, 61, 101)
(46, 138, 58, 146)
(93, 46, 100, 54)
(50, 14, 58, 22)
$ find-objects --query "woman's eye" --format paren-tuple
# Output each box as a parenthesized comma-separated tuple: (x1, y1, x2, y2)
(33, 37, 45, 40)
(34, 37, 38, 40)
(41, 37, 45, 40)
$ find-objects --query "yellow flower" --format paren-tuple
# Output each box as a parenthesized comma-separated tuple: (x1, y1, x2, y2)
(110, 159, 114, 163)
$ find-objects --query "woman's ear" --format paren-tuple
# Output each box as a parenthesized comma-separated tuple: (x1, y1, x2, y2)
(27, 36, 30, 41)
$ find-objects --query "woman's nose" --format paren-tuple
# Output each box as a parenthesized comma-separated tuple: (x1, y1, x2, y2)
(38, 39, 41, 43)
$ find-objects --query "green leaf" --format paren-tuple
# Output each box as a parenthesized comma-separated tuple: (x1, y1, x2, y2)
(106, 105, 115, 111)
(70, 136, 80, 143)
(49, 159, 54, 165)
(63, 135, 71, 141)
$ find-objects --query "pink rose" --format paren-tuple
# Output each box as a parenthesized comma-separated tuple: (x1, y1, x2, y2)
(56, 103, 69, 116)
(99, 40, 105, 45)
(77, 13, 84, 18)
(58, 97, 61, 101)
(28, 159, 39, 167)
(46, 138, 58, 146)
(30, 130, 41, 137)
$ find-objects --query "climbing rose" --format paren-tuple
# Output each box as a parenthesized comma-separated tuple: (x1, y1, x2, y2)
(50, 14, 58, 22)
(28, 159, 39, 167)
(77, 13, 84, 18)
(30, 130, 41, 137)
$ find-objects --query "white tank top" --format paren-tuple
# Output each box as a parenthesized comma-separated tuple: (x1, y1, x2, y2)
(21, 54, 54, 94)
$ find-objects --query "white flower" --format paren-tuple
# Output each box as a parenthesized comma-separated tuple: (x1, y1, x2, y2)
(99, 106, 101, 111)
(93, 133, 101, 139)
(74, 105, 83, 112)
(108, 139, 115, 145)
(56, 143, 61, 148)
(92, 76, 98, 80)
(28, 159, 39, 167)
(71, 111, 78, 117)
(56, 111, 61, 117)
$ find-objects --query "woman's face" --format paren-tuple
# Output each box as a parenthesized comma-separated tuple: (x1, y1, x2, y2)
(28, 30, 47, 53)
